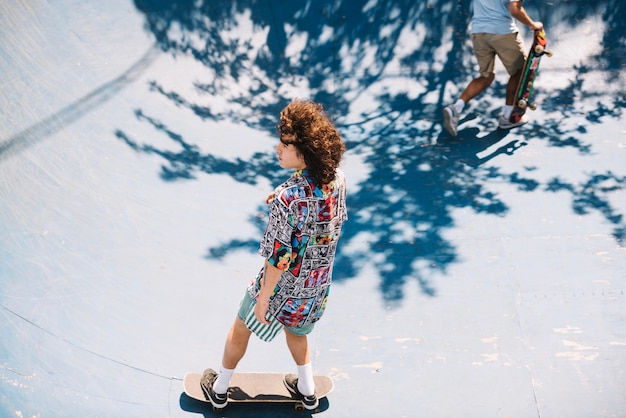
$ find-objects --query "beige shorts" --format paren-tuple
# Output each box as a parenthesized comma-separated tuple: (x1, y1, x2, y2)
(471, 32, 525, 77)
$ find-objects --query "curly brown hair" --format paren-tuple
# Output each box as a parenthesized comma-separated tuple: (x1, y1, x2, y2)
(277, 99, 345, 184)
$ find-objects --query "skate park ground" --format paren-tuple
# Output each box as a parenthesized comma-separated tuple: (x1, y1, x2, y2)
(1, 0, 625, 417)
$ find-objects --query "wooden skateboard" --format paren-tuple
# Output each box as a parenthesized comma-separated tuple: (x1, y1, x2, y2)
(183, 370, 334, 412)
(509, 29, 553, 123)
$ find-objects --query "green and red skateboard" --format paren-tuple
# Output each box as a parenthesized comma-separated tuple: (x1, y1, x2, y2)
(509, 29, 553, 123)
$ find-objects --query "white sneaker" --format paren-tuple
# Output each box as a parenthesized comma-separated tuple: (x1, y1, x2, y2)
(284, 374, 319, 410)
(498, 114, 529, 130)
(443, 105, 460, 136)
(200, 368, 228, 409)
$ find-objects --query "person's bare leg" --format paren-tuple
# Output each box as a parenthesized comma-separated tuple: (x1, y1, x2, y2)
(285, 329, 310, 365)
(210, 318, 252, 397)
(505, 70, 522, 106)
(460, 73, 495, 104)
(444, 73, 494, 136)
(222, 318, 252, 369)
(285, 329, 315, 397)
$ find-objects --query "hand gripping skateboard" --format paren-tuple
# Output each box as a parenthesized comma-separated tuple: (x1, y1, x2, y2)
(183, 370, 334, 412)
(509, 29, 553, 123)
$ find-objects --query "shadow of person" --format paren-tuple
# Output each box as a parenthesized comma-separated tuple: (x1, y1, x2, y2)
(436, 126, 526, 168)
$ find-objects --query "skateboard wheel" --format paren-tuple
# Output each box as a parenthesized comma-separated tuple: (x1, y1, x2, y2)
(529, 103, 537, 111)
(545, 50, 554, 57)
(518, 99, 527, 109)
(534, 45, 544, 54)
(295, 403, 305, 412)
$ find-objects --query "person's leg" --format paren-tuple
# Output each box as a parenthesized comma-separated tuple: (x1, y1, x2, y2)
(222, 317, 252, 369)
(494, 33, 526, 114)
(285, 328, 310, 365)
(460, 73, 495, 104)
(444, 73, 495, 136)
(284, 328, 316, 397)
(211, 317, 251, 395)
(201, 317, 251, 408)
(443, 33, 495, 136)
(219, 318, 251, 375)
(283, 328, 318, 410)
(499, 72, 530, 128)
(461, 33, 497, 105)
(505, 69, 522, 106)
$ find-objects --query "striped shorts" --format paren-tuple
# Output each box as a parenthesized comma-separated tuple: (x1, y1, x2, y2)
(237, 290, 315, 342)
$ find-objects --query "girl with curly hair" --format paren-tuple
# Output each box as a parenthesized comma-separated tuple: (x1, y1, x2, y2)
(198, 99, 348, 411)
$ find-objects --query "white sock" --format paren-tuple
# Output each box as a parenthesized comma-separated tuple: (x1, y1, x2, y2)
(213, 366, 234, 394)
(454, 99, 465, 114)
(503, 105, 513, 119)
(297, 363, 315, 396)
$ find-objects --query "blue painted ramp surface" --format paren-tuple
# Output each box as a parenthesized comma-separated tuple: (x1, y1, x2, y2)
(1, 1, 625, 417)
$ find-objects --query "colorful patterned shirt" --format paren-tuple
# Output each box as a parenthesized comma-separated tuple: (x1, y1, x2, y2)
(248, 168, 348, 327)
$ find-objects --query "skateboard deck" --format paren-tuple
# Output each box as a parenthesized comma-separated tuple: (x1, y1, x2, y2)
(183, 370, 334, 412)
(509, 29, 553, 123)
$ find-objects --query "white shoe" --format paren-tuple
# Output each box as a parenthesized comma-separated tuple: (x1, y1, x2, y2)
(200, 369, 228, 409)
(498, 114, 529, 130)
(443, 105, 460, 136)
(284, 374, 319, 410)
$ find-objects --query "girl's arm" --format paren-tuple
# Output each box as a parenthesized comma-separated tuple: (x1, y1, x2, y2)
(254, 260, 282, 324)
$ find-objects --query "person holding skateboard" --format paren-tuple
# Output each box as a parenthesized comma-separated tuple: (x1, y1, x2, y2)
(200, 99, 347, 410)
(443, 0, 543, 136)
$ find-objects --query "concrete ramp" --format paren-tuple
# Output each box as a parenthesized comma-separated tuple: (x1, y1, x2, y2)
(1, 1, 624, 417)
